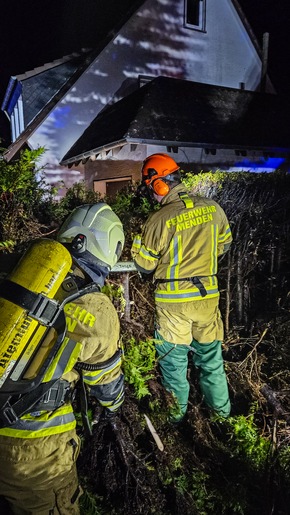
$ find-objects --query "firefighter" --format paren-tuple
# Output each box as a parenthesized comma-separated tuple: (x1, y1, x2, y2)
(131, 154, 233, 423)
(0, 203, 125, 515)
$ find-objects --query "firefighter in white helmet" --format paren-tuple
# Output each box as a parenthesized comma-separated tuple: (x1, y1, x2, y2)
(131, 153, 233, 424)
(0, 202, 125, 515)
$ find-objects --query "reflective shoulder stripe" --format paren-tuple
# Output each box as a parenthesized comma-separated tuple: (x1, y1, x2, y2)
(178, 192, 194, 209)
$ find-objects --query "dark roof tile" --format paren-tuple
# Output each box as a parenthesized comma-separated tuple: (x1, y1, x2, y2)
(61, 76, 290, 164)
(22, 57, 84, 125)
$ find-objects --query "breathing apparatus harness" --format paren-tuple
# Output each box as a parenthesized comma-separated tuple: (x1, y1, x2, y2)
(0, 260, 122, 433)
(0, 275, 97, 427)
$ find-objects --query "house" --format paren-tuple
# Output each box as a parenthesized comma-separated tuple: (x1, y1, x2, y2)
(2, 0, 287, 198)
(61, 76, 290, 194)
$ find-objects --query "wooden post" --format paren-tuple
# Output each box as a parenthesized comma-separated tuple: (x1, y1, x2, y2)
(121, 273, 131, 322)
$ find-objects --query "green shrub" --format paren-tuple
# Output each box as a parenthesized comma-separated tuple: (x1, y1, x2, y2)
(0, 147, 58, 251)
(122, 337, 157, 399)
(226, 410, 271, 472)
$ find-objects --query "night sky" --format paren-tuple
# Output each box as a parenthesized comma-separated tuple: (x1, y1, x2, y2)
(0, 1, 138, 97)
(239, 0, 290, 96)
(0, 0, 289, 142)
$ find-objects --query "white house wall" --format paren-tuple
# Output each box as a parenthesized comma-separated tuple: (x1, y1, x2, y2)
(27, 0, 265, 189)
(83, 145, 285, 193)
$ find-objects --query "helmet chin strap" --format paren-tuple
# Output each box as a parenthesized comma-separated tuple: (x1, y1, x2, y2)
(152, 192, 164, 203)
(75, 257, 110, 287)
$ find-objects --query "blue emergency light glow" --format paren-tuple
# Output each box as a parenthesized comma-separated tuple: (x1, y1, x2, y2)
(233, 157, 286, 173)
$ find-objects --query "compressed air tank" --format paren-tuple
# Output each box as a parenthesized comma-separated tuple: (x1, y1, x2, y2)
(0, 239, 72, 388)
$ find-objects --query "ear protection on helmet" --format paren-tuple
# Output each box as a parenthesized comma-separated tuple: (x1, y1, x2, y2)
(141, 154, 180, 197)
(151, 178, 170, 196)
(71, 234, 87, 253)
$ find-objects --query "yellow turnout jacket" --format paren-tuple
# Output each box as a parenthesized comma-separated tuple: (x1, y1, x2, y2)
(131, 184, 232, 304)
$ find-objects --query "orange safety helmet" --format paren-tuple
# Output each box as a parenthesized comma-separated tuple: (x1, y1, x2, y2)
(142, 153, 180, 196)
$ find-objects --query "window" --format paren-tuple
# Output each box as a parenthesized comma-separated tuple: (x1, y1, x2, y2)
(106, 179, 131, 197)
(185, 0, 206, 31)
(94, 177, 132, 197)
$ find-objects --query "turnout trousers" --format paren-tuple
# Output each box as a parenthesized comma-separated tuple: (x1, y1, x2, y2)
(0, 429, 82, 515)
(154, 297, 231, 420)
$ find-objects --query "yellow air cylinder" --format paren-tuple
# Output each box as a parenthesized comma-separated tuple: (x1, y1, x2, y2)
(0, 239, 72, 387)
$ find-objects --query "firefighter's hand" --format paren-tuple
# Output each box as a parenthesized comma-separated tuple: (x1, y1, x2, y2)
(102, 409, 120, 430)
(92, 407, 120, 431)
(138, 271, 154, 282)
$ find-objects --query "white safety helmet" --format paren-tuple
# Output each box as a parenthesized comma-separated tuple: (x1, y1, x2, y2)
(57, 203, 124, 271)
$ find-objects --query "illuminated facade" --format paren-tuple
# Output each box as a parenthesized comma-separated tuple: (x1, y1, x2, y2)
(2, 0, 286, 198)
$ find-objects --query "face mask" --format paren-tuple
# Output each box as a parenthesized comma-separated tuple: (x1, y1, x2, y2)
(74, 256, 109, 287)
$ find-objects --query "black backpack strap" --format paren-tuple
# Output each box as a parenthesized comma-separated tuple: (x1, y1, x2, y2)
(0, 379, 60, 427)
(0, 278, 101, 327)
(189, 277, 207, 297)
(32, 379, 72, 412)
(0, 279, 59, 325)
(77, 371, 92, 438)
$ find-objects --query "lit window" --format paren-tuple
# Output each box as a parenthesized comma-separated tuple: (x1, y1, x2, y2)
(185, 0, 206, 31)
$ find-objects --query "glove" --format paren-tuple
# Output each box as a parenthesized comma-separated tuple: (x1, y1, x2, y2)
(138, 270, 154, 283)
(102, 409, 121, 430)
(103, 408, 117, 419)
(92, 407, 120, 430)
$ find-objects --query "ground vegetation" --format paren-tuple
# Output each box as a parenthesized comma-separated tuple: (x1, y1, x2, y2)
(0, 149, 290, 514)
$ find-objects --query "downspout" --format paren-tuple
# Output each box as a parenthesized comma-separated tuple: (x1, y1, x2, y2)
(260, 32, 270, 93)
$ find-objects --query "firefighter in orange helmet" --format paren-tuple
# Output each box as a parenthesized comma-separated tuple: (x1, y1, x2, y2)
(131, 153, 233, 423)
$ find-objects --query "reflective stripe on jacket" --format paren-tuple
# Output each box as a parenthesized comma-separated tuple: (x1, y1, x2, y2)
(0, 292, 123, 438)
(82, 353, 123, 385)
(131, 184, 232, 304)
(0, 404, 76, 438)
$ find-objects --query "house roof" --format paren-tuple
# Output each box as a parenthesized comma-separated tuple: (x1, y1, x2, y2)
(2, 0, 274, 163)
(61, 76, 290, 165)
(1, 53, 89, 125)
(2, 0, 144, 161)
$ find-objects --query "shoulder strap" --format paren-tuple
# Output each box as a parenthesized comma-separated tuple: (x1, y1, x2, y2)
(0, 279, 59, 325)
